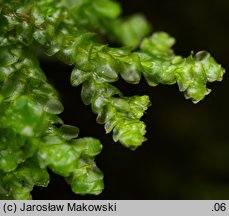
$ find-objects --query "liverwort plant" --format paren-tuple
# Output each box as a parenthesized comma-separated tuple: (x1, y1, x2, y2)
(0, 0, 225, 199)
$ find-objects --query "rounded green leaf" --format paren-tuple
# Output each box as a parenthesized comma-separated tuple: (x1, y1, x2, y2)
(44, 98, 64, 114)
(70, 68, 91, 87)
(113, 121, 147, 150)
(37, 144, 79, 177)
(59, 124, 79, 141)
(92, 0, 121, 18)
(70, 164, 104, 195)
(0, 149, 24, 172)
(16, 162, 49, 187)
(72, 137, 103, 157)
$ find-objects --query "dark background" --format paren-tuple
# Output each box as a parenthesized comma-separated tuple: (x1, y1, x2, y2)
(32, 0, 229, 199)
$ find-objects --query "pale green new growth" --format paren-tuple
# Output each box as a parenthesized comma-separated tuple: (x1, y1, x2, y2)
(139, 32, 224, 103)
(0, 0, 225, 199)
